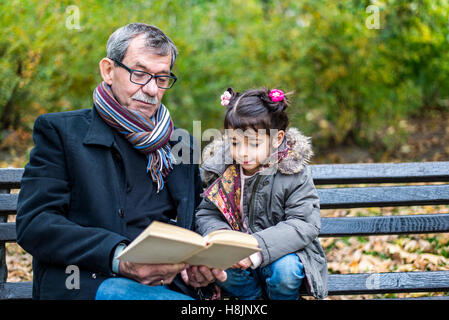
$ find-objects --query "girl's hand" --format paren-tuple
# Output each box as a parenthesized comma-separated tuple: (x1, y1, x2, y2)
(181, 265, 227, 287)
(231, 257, 252, 270)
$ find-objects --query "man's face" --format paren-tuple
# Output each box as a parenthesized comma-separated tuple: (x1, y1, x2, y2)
(107, 34, 172, 118)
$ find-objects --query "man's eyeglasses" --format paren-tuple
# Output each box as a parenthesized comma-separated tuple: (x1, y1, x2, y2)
(112, 59, 177, 89)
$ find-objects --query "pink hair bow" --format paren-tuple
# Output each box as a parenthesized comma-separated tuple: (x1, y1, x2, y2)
(269, 89, 284, 102)
(221, 91, 232, 106)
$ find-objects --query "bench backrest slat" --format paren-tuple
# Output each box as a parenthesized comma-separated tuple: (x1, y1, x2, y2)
(311, 162, 449, 184)
(318, 185, 449, 209)
(321, 271, 449, 295)
(4, 213, 448, 242)
(6, 185, 447, 213)
(0, 223, 16, 242)
(321, 213, 449, 237)
(0, 169, 23, 189)
(0, 282, 33, 300)
(0, 194, 18, 215)
(4, 163, 449, 187)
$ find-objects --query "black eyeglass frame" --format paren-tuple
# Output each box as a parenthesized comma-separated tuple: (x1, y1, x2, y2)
(111, 58, 177, 89)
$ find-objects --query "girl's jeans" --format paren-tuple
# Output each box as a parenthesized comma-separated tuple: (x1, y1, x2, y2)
(217, 253, 305, 300)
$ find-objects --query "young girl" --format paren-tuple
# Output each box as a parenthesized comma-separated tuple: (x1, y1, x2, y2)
(195, 87, 328, 300)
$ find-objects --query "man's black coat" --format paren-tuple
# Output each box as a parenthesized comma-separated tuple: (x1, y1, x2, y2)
(16, 107, 202, 299)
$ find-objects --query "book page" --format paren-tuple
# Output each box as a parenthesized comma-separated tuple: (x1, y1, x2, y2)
(184, 242, 260, 269)
(117, 236, 206, 264)
(117, 221, 206, 264)
(185, 230, 260, 269)
(142, 221, 206, 246)
(205, 229, 260, 248)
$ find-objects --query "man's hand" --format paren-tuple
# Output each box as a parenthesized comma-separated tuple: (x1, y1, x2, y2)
(180, 265, 227, 288)
(231, 257, 252, 270)
(119, 261, 188, 286)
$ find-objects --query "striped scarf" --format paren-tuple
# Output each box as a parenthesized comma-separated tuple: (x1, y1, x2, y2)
(93, 81, 174, 192)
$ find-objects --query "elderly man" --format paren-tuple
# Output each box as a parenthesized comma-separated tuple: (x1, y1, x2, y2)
(16, 23, 226, 300)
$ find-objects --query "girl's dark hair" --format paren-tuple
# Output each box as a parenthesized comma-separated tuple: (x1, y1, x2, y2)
(224, 87, 290, 133)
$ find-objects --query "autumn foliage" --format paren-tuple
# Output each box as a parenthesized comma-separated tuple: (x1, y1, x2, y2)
(1, 0, 449, 164)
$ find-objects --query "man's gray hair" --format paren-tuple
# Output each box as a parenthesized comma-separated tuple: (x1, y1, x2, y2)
(106, 23, 178, 69)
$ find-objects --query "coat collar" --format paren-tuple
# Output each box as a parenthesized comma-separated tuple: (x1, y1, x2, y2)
(83, 106, 115, 147)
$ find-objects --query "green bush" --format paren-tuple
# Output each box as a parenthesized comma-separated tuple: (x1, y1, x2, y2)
(1, 0, 448, 155)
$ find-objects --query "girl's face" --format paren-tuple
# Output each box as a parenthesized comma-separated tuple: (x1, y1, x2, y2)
(227, 128, 285, 176)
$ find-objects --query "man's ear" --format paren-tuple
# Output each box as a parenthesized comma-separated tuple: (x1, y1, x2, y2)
(99, 58, 114, 85)
(272, 130, 285, 149)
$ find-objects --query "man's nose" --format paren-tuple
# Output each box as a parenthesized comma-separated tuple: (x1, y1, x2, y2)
(141, 77, 159, 96)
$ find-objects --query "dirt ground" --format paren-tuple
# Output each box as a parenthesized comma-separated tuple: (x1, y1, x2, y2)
(314, 111, 449, 164)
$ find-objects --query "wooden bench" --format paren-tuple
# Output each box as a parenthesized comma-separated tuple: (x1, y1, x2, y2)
(0, 168, 31, 300)
(308, 161, 449, 299)
(1, 162, 449, 300)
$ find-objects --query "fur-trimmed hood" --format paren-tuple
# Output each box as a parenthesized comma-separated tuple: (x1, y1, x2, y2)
(200, 127, 313, 185)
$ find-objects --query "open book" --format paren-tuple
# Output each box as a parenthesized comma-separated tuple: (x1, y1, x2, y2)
(117, 221, 261, 270)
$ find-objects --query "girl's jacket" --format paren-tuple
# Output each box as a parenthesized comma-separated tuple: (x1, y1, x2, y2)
(195, 128, 328, 299)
